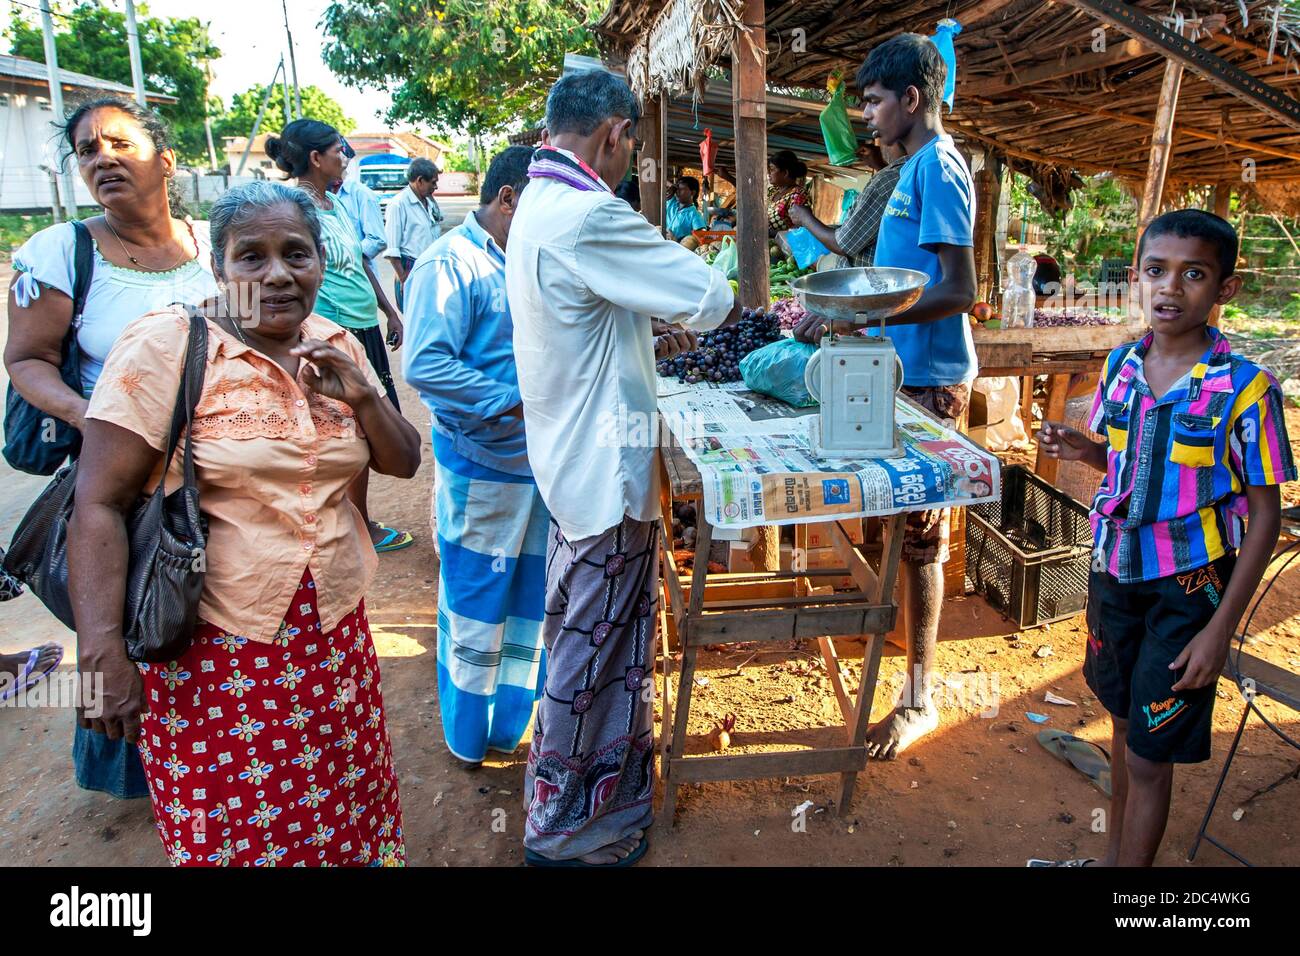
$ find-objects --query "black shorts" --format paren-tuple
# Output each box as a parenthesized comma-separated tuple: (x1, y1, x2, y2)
(1083, 552, 1236, 764)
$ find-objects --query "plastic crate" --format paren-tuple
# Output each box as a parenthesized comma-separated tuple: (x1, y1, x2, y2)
(965, 465, 1094, 630)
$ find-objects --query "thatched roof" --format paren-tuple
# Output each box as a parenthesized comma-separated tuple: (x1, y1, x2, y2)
(594, 0, 1300, 206)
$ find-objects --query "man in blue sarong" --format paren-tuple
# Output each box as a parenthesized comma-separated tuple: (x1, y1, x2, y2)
(402, 146, 548, 767)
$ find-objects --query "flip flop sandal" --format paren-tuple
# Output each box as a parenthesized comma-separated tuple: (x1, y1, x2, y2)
(1037, 729, 1112, 798)
(0, 644, 64, 704)
(374, 524, 415, 553)
(1026, 857, 1098, 867)
(524, 835, 649, 868)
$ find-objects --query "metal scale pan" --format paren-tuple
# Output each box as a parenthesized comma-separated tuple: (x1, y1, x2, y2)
(789, 268, 929, 458)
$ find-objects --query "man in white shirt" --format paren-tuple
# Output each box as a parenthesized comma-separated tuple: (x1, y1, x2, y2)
(385, 158, 443, 309)
(506, 68, 738, 867)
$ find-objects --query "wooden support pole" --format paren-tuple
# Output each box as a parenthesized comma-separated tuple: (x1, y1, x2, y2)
(640, 92, 663, 229)
(659, 91, 669, 216)
(732, 0, 769, 308)
(972, 151, 1000, 303)
(1209, 183, 1232, 328)
(1137, 44, 1186, 236)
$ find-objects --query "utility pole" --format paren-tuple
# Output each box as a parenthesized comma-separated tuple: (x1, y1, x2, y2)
(237, 59, 283, 177)
(203, 59, 219, 170)
(39, 0, 79, 221)
(282, 61, 292, 129)
(124, 0, 147, 107)
(281, 0, 303, 120)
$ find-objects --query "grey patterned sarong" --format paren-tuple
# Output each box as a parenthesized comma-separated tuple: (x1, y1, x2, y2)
(522, 515, 659, 860)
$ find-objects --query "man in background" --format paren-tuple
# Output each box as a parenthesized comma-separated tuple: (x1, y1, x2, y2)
(386, 158, 444, 310)
(789, 136, 906, 268)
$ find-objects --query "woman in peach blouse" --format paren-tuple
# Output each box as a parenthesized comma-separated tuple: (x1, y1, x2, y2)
(67, 182, 422, 866)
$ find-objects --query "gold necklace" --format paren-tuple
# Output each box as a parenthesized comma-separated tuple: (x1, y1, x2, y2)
(104, 217, 191, 272)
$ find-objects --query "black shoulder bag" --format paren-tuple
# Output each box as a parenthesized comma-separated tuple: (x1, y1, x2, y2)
(3, 220, 95, 475)
(2, 308, 210, 663)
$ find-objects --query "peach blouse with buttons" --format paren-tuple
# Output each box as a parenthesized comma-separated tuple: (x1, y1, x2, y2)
(84, 306, 387, 644)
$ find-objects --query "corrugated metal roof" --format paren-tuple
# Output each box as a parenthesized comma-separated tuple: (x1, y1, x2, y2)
(0, 53, 177, 104)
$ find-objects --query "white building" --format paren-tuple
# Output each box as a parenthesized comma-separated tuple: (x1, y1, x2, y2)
(0, 54, 176, 212)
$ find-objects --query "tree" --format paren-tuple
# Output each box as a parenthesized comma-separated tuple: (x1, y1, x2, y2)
(213, 84, 356, 143)
(321, 0, 604, 137)
(6, 1, 219, 165)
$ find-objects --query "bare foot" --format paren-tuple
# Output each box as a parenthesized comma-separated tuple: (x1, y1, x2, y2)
(866, 704, 939, 760)
(576, 829, 645, 866)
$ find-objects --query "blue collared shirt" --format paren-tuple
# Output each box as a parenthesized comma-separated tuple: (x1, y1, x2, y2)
(333, 177, 388, 262)
(401, 209, 528, 476)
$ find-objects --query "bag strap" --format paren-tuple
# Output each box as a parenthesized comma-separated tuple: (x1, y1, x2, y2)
(69, 220, 94, 319)
(155, 307, 209, 493)
(62, 221, 94, 396)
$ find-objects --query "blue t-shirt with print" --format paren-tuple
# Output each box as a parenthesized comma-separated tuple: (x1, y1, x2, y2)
(868, 133, 977, 386)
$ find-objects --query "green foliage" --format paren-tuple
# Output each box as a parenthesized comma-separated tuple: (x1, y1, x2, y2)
(321, 0, 604, 136)
(1281, 292, 1300, 322)
(1010, 173, 1136, 275)
(6, 1, 219, 165)
(213, 85, 356, 143)
(438, 148, 477, 173)
(1, 207, 99, 260)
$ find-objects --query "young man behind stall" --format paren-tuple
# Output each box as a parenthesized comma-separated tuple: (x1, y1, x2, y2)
(1037, 210, 1294, 866)
(794, 32, 978, 760)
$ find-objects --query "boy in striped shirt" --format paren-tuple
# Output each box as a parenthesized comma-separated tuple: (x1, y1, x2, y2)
(1038, 209, 1295, 866)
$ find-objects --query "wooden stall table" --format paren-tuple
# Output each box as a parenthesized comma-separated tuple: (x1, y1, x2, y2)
(651, 386, 1000, 822)
(973, 325, 1138, 483)
(656, 436, 905, 821)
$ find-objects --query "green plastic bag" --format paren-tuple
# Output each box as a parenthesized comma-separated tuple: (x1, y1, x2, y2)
(819, 80, 858, 167)
(711, 235, 739, 281)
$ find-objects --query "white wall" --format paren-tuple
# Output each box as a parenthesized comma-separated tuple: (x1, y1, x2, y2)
(0, 90, 97, 211)
(2, 92, 259, 213)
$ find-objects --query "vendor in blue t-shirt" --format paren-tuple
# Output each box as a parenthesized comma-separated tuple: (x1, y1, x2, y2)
(665, 176, 709, 241)
(793, 32, 979, 764)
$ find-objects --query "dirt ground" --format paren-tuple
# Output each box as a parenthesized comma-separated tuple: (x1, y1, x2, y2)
(1, 284, 1297, 865)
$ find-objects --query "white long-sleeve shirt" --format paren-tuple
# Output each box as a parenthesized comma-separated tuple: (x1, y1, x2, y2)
(505, 164, 734, 541)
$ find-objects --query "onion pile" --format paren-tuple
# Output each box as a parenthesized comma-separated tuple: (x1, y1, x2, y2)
(769, 296, 811, 331)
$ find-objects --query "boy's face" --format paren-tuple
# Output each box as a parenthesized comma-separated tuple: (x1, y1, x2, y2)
(861, 81, 916, 148)
(1131, 233, 1242, 335)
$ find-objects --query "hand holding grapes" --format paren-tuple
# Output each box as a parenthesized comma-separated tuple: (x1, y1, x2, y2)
(655, 327, 698, 360)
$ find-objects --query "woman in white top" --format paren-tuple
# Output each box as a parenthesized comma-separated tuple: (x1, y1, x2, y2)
(4, 96, 217, 800)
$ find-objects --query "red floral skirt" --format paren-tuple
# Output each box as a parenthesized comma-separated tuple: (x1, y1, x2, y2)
(136, 572, 405, 866)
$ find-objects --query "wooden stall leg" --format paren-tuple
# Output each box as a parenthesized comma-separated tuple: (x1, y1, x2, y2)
(838, 513, 907, 815)
(1034, 373, 1070, 484)
(663, 510, 714, 824)
(1021, 374, 1035, 434)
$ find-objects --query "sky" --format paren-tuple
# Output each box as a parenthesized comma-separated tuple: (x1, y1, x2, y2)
(118, 0, 398, 131)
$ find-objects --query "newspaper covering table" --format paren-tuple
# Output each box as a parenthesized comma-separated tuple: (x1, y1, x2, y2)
(656, 378, 1001, 529)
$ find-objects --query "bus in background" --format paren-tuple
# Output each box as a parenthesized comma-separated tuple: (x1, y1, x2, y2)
(357, 153, 411, 211)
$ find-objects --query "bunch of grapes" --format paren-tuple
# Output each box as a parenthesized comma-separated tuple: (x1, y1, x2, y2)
(656, 308, 782, 384)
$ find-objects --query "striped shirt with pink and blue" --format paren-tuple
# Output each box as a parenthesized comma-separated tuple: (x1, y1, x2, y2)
(1087, 327, 1295, 584)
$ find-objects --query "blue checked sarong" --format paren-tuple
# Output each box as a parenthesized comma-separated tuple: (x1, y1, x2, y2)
(433, 431, 549, 763)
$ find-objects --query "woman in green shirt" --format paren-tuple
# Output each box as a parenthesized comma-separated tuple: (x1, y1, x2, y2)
(266, 120, 414, 552)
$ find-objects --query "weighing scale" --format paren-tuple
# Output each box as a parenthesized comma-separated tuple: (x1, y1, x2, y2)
(789, 267, 929, 459)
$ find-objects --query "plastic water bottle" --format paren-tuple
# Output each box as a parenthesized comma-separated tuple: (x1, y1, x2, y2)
(1003, 247, 1036, 329)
